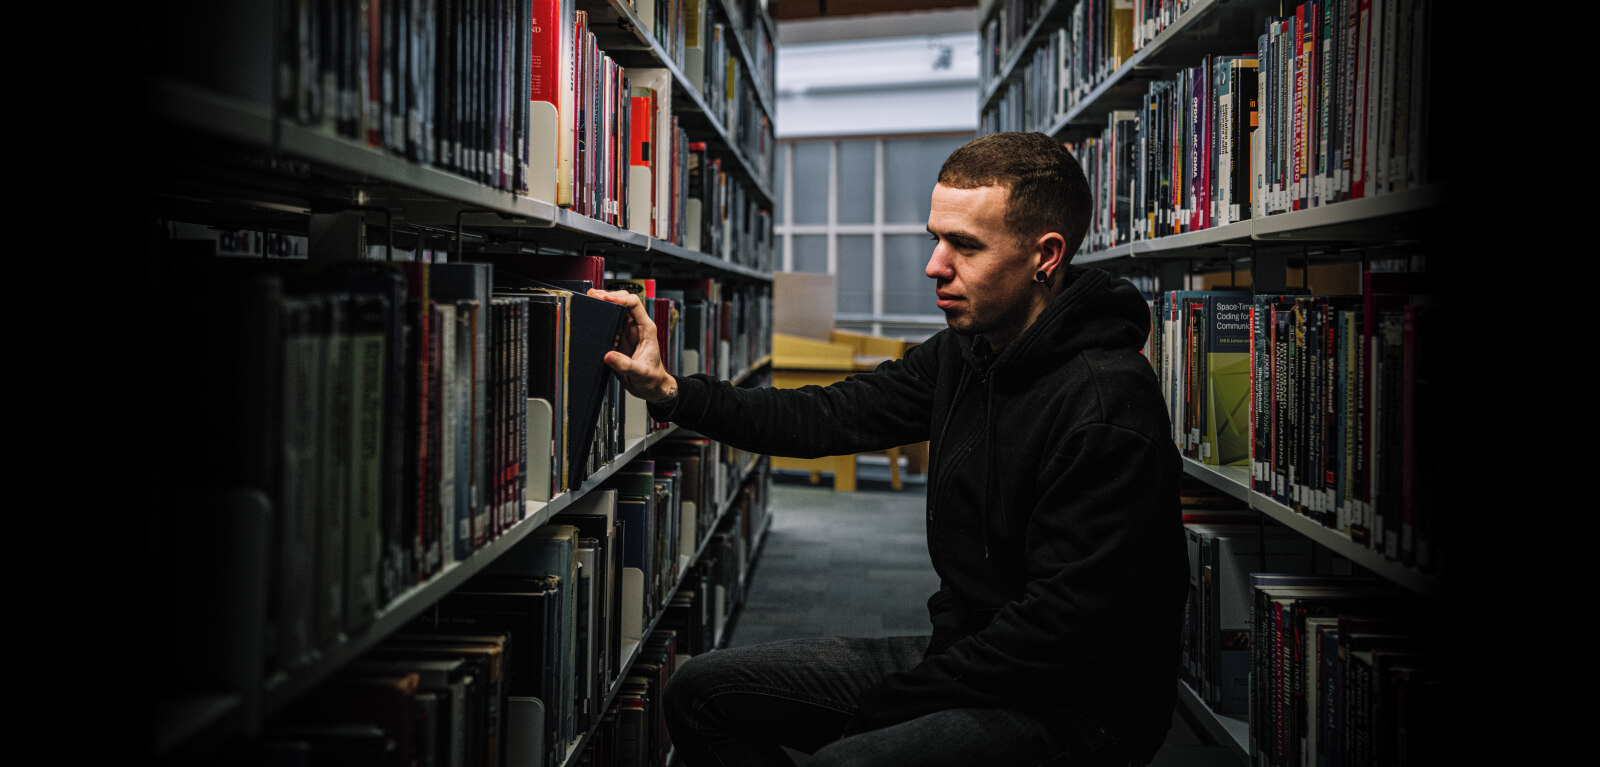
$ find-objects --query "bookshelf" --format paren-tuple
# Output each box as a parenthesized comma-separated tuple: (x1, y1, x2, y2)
(143, 0, 780, 764)
(975, 1, 1446, 764)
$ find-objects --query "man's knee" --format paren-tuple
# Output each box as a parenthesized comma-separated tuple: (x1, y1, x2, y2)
(663, 652, 713, 726)
(663, 649, 753, 733)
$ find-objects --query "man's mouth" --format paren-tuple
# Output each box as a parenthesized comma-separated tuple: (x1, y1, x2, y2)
(935, 292, 962, 310)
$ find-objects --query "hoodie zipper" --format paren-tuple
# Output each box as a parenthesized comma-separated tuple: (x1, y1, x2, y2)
(980, 368, 995, 559)
(928, 367, 979, 527)
(929, 363, 1000, 560)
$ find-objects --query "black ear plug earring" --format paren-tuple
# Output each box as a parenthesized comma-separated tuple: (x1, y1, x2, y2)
(1035, 270, 1054, 288)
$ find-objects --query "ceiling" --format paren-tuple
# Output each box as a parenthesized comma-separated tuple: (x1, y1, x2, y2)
(774, 0, 979, 22)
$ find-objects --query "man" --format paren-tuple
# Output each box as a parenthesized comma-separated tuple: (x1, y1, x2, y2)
(591, 132, 1186, 767)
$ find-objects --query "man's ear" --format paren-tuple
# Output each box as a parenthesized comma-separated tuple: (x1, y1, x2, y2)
(1035, 231, 1067, 278)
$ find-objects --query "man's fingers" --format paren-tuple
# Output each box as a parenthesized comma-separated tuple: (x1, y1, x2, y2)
(588, 288, 658, 337)
(603, 349, 633, 375)
(586, 287, 634, 305)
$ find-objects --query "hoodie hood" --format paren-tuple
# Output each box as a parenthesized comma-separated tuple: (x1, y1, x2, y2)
(957, 266, 1151, 379)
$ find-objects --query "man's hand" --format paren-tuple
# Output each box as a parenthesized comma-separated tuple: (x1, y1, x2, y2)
(588, 288, 679, 405)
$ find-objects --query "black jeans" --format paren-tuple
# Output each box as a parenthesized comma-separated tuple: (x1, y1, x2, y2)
(663, 636, 1130, 767)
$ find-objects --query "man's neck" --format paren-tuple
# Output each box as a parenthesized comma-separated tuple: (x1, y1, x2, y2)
(980, 286, 1057, 351)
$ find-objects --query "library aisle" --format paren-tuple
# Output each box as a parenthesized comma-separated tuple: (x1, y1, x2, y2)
(728, 468, 1236, 767)
(731, 469, 938, 646)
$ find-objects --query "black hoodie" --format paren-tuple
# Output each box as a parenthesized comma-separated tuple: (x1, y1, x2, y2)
(654, 266, 1187, 762)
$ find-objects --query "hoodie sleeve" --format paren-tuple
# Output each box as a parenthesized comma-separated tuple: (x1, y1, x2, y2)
(648, 337, 943, 459)
(843, 421, 1186, 738)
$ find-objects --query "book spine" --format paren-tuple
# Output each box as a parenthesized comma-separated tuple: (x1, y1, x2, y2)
(319, 295, 352, 643)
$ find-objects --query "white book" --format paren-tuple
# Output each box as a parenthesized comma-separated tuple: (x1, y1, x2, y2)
(439, 302, 457, 567)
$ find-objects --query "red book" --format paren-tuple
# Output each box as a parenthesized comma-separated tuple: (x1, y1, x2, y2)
(632, 93, 655, 231)
(654, 297, 673, 376)
(529, 0, 561, 106)
(1199, 56, 1213, 231)
(472, 254, 605, 294)
(367, 0, 383, 146)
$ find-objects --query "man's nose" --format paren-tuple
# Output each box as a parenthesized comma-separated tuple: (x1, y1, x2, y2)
(925, 244, 952, 280)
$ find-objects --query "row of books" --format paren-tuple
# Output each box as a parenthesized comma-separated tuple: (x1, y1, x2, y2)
(634, 0, 776, 123)
(1148, 273, 1442, 575)
(983, 0, 1219, 103)
(681, 143, 777, 274)
(159, 255, 537, 673)
(555, 0, 774, 219)
(977, 0, 1148, 135)
(738, 1, 776, 115)
(562, 10, 651, 227)
(462, 456, 688, 764)
(982, 38, 1061, 142)
(155, 244, 774, 679)
(269, 0, 774, 249)
(1132, 0, 1207, 51)
(678, 0, 775, 185)
(277, 0, 538, 192)
(571, 629, 678, 767)
(1068, 54, 1259, 249)
(487, 260, 773, 412)
(577, 476, 772, 766)
(979, 0, 1048, 91)
(1181, 503, 1317, 716)
(1178, 490, 1438, 767)
(254, 628, 681, 767)
(1253, 0, 1431, 216)
(669, 465, 771, 656)
(1246, 574, 1436, 767)
(989, 0, 1431, 252)
(1056, 0, 1137, 114)
(230, 457, 770, 767)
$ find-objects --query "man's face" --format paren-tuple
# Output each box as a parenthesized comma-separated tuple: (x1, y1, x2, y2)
(925, 183, 1048, 349)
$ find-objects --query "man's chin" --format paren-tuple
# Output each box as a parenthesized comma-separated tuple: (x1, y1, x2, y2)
(941, 312, 980, 336)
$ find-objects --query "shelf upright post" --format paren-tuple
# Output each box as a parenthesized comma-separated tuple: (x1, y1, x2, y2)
(1251, 248, 1288, 295)
(349, 207, 399, 262)
(456, 207, 494, 262)
(309, 211, 369, 261)
(1157, 260, 1188, 292)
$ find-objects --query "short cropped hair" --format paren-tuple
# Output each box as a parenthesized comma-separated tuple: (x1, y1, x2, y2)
(937, 132, 1093, 259)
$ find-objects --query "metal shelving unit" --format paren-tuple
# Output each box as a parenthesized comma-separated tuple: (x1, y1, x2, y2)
(146, 0, 780, 762)
(1071, 184, 1449, 267)
(555, 455, 772, 767)
(1181, 459, 1445, 600)
(975, 1, 1447, 762)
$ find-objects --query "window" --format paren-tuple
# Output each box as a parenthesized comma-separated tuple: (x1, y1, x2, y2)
(773, 132, 973, 341)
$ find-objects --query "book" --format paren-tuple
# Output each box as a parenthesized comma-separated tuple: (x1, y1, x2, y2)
(425, 576, 564, 767)
(1185, 523, 1315, 712)
(485, 524, 582, 750)
(275, 672, 421, 767)
(348, 656, 473, 767)
(626, 68, 674, 240)
(1249, 575, 1412, 767)
(380, 633, 511, 767)
(536, 286, 626, 490)
(1203, 293, 1253, 466)
(421, 263, 495, 553)
(554, 489, 621, 694)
